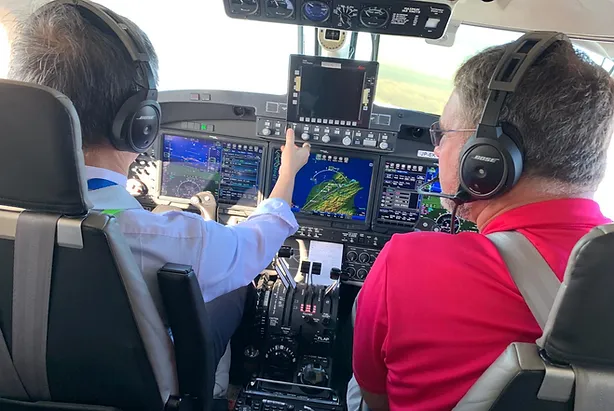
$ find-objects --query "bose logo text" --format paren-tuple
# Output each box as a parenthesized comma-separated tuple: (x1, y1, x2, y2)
(473, 155, 500, 163)
(136, 115, 156, 120)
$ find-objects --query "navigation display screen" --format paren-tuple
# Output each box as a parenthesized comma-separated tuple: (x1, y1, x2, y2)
(376, 161, 478, 233)
(271, 149, 375, 222)
(160, 134, 263, 207)
(297, 65, 365, 124)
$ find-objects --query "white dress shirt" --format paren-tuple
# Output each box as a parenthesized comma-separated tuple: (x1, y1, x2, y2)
(85, 166, 298, 398)
(85, 166, 298, 305)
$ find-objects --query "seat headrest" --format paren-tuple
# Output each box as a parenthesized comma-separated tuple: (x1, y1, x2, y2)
(0, 79, 90, 215)
(538, 223, 614, 367)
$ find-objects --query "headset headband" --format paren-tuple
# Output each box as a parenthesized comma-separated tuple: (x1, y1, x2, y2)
(476, 31, 570, 137)
(46, 0, 157, 95)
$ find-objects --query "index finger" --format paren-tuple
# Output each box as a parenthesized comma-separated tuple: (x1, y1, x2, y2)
(285, 128, 296, 147)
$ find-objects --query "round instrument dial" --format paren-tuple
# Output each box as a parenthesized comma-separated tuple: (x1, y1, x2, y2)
(230, 0, 259, 15)
(177, 181, 201, 199)
(265, 344, 297, 369)
(266, 0, 295, 18)
(359, 6, 390, 28)
(436, 213, 462, 234)
(302, 1, 331, 23)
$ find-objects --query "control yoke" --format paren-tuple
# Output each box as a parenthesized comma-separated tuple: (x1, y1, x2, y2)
(190, 191, 218, 221)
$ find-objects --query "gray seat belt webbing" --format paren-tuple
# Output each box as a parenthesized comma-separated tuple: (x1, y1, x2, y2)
(0, 327, 28, 399)
(486, 231, 560, 330)
(12, 212, 60, 400)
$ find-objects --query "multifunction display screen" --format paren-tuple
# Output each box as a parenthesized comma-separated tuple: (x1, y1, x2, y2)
(160, 134, 264, 207)
(270, 149, 375, 222)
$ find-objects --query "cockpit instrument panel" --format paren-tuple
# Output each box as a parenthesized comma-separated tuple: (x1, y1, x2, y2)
(223, 0, 452, 39)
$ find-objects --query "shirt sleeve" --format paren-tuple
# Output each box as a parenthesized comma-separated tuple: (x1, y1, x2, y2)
(352, 242, 390, 395)
(195, 197, 299, 301)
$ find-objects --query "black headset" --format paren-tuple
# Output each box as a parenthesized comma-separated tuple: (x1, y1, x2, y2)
(44, 0, 161, 153)
(457, 31, 571, 201)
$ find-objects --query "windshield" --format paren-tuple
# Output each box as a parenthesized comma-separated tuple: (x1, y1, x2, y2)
(95, 0, 297, 94)
(0, 1, 612, 218)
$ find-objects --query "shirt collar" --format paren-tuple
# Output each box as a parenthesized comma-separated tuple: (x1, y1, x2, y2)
(84, 166, 142, 211)
(481, 198, 610, 234)
(85, 166, 128, 187)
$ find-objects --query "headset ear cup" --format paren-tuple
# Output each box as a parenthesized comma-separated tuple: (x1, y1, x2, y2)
(459, 136, 508, 200)
(111, 91, 161, 153)
(459, 131, 523, 200)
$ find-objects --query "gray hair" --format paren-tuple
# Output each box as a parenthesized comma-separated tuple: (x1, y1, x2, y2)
(455, 41, 614, 192)
(8, 2, 159, 148)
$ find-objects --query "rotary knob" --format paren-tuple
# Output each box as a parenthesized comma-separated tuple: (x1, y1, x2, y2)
(347, 251, 358, 262)
(357, 268, 368, 280)
(379, 141, 389, 150)
(342, 136, 352, 146)
(321, 134, 331, 143)
(301, 132, 311, 141)
(358, 253, 370, 263)
(261, 127, 272, 136)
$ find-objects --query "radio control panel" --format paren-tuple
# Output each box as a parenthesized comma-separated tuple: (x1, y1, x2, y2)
(257, 117, 397, 153)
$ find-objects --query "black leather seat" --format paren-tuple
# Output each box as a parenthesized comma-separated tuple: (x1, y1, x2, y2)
(454, 223, 614, 411)
(0, 79, 216, 411)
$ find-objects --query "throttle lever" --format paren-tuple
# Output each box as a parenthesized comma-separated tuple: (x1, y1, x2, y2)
(190, 191, 217, 221)
(325, 267, 346, 296)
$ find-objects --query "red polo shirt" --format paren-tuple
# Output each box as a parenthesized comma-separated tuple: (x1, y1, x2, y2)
(353, 198, 610, 411)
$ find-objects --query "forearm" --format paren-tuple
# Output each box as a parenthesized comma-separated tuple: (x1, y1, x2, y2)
(269, 170, 296, 205)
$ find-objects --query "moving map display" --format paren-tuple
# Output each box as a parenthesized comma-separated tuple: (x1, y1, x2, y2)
(160, 134, 263, 207)
(376, 161, 478, 233)
(270, 149, 374, 222)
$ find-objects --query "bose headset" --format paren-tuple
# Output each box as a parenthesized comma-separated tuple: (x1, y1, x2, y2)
(44, 0, 161, 153)
(456, 31, 571, 201)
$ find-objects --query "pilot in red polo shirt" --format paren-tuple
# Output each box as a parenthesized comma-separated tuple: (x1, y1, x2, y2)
(353, 198, 610, 411)
(352, 38, 614, 411)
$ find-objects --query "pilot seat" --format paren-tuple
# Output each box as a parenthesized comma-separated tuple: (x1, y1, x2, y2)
(0, 79, 217, 410)
(454, 224, 614, 410)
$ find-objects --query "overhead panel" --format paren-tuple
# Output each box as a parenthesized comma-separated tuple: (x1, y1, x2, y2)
(223, 0, 453, 39)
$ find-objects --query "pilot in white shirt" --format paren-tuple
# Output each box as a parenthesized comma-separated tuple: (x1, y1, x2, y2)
(84, 130, 309, 397)
(7, 2, 309, 399)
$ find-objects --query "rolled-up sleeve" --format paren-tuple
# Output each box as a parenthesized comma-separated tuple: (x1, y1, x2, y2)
(196, 198, 298, 301)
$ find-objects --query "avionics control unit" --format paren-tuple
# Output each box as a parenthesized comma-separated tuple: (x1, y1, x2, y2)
(257, 55, 397, 153)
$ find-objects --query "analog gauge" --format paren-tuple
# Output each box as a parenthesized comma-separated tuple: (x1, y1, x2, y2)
(359, 6, 390, 28)
(436, 213, 462, 234)
(333, 5, 358, 29)
(302, 1, 331, 23)
(266, 0, 295, 18)
(177, 181, 201, 199)
(229, 0, 259, 16)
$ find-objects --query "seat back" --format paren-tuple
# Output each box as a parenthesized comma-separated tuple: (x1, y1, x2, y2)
(0, 79, 178, 410)
(454, 223, 614, 411)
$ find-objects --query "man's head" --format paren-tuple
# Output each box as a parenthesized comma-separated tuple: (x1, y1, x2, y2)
(8, 1, 159, 170)
(436, 39, 614, 220)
